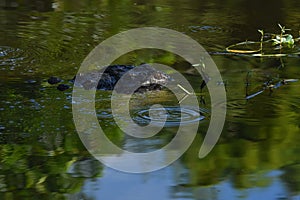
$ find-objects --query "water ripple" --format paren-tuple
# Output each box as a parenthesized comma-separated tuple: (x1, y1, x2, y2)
(133, 106, 205, 127)
(0, 46, 25, 67)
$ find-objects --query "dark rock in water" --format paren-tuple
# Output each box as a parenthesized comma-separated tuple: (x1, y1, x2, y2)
(73, 64, 171, 93)
(57, 84, 70, 91)
(48, 76, 61, 85)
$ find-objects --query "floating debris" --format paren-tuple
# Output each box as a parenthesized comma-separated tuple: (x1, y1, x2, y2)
(246, 79, 298, 100)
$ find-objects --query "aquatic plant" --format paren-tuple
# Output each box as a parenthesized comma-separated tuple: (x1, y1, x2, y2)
(226, 24, 300, 57)
(272, 24, 295, 48)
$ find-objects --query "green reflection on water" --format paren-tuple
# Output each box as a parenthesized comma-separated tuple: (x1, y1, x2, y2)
(0, 0, 300, 199)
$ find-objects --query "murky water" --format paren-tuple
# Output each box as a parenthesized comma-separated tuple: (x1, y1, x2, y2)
(1, 0, 300, 199)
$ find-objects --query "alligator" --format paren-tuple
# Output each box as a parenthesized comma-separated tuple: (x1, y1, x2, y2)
(48, 64, 172, 93)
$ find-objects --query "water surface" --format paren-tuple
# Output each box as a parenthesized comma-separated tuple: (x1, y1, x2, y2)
(0, 0, 300, 199)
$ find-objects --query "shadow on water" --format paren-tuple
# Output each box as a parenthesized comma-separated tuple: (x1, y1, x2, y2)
(0, 0, 300, 199)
